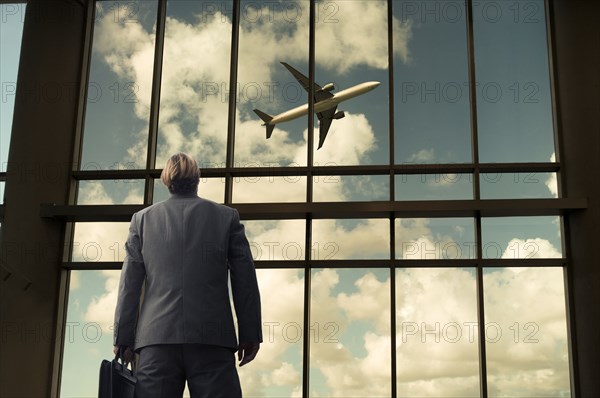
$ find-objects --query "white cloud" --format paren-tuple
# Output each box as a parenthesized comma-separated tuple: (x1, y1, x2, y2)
(396, 218, 472, 260)
(312, 113, 376, 166)
(545, 152, 558, 197)
(483, 267, 570, 396)
(501, 238, 562, 259)
(310, 269, 392, 396)
(69, 272, 80, 290)
(406, 148, 435, 163)
(77, 181, 114, 205)
(83, 270, 121, 333)
(314, 0, 411, 72)
(93, 6, 155, 79)
(395, 268, 480, 394)
(232, 176, 307, 203)
(238, 269, 304, 396)
(268, 362, 301, 386)
(338, 272, 390, 334)
(243, 220, 305, 261)
(312, 219, 390, 259)
(78, 180, 144, 205)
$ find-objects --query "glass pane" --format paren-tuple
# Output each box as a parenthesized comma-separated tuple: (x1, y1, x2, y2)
(396, 173, 473, 200)
(313, 175, 389, 202)
(234, 0, 309, 167)
(71, 223, 130, 262)
(396, 268, 480, 396)
(243, 220, 305, 261)
(155, 0, 232, 168)
(61, 270, 122, 397)
(233, 176, 307, 203)
(238, 269, 304, 396)
(77, 180, 145, 204)
(312, 219, 389, 260)
(80, 1, 158, 170)
(313, 0, 389, 165)
(396, 218, 476, 260)
(481, 216, 562, 259)
(153, 177, 225, 204)
(473, 0, 555, 162)
(1, 3, 26, 176)
(480, 172, 558, 199)
(62, 270, 304, 397)
(483, 267, 570, 396)
(310, 268, 391, 397)
(393, 1, 472, 164)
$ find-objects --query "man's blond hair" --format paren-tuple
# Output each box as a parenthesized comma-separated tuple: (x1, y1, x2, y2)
(160, 152, 200, 193)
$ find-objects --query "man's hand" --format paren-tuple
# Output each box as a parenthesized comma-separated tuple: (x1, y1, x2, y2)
(112, 345, 134, 364)
(237, 342, 260, 367)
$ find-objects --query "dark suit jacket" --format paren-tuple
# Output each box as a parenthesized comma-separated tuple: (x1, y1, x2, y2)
(113, 192, 262, 351)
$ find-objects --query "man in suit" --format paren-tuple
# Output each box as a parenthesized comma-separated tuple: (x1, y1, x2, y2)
(112, 152, 262, 398)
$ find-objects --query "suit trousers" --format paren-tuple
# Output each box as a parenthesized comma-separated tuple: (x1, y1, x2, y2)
(134, 344, 242, 398)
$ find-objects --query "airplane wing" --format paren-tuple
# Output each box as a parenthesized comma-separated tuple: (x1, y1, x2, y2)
(281, 62, 333, 103)
(316, 106, 337, 149)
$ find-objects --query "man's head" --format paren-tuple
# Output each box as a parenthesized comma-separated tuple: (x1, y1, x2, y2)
(160, 152, 200, 194)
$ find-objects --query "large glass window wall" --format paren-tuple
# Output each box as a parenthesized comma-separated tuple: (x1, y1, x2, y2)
(59, 1, 572, 397)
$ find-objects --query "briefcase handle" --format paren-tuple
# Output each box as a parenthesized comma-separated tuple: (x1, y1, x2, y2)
(116, 347, 137, 373)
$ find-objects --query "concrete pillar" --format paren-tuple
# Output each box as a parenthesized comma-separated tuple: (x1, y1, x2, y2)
(0, 1, 87, 396)
(551, 0, 600, 395)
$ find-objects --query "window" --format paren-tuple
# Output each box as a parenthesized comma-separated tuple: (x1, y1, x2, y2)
(59, 1, 572, 397)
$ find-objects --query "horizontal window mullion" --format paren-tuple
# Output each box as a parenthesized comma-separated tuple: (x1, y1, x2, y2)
(62, 258, 567, 270)
(42, 198, 587, 222)
(69, 162, 561, 181)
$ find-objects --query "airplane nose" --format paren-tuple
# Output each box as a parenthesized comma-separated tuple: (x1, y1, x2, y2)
(367, 81, 381, 90)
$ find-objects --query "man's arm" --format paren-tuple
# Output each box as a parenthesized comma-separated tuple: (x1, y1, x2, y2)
(228, 208, 263, 364)
(113, 213, 146, 351)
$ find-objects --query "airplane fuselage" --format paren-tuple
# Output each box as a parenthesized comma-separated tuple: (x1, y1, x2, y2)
(267, 81, 380, 125)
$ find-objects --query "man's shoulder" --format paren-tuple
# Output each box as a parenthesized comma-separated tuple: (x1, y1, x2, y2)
(132, 196, 235, 219)
(197, 197, 236, 217)
(134, 201, 164, 217)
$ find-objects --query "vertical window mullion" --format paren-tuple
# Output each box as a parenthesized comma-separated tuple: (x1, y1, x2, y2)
(390, 213, 397, 398)
(302, 2, 316, 397)
(144, 0, 167, 205)
(466, 0, 487, 396)
(387, 1, 397, 397)
(303, 215, 312, 398)
(475, 216, 487, 398)
(466, 0, 481, 201)
(225, 0, 241, 206)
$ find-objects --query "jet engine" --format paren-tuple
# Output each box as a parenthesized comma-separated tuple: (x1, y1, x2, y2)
(319, 83, 335, 92)
(333, 111, 345, 119)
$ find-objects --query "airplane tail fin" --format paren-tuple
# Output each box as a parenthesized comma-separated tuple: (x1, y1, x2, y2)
(253, 109, 275, 139)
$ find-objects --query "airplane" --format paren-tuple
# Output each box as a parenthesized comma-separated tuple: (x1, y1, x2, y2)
(253, 62, 380, 149)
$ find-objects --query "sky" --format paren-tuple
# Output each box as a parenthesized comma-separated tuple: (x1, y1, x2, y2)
(0, 1, 570, 397)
